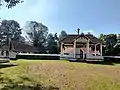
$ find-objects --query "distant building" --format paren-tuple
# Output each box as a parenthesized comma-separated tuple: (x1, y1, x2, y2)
(60, 33, 103, 61)
(10, 41, 38, 53)
(0, 41, 38, 59)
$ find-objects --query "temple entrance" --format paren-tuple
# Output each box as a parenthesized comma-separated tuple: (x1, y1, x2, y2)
(60, 33, 104, 61)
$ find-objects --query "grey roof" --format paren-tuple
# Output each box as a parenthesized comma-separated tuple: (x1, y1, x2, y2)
(11, 41, 38, 52)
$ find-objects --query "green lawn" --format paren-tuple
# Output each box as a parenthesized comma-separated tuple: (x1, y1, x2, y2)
(0, 60, 120, 90)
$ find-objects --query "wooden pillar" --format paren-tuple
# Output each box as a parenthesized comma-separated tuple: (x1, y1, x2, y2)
(95, 44, 97, 56)
(61, 42, 63, 57)
(86, 40, 90, 58)
(100, 44, 102, 56)
(74, 39, 76, 58)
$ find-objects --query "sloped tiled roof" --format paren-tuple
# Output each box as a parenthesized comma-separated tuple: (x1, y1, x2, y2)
(86, 34, 103, 43)
(11, 41, 38, 52)
(61, 34, 102, 44)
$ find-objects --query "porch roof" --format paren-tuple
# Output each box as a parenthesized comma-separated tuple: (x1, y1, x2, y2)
(60, 34, 103, 44)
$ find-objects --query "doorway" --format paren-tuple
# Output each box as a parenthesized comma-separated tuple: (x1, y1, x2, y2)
(80, 49, 83, 59)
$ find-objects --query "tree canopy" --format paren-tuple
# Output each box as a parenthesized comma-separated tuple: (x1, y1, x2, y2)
(46, 33, 59, 54)
(99, 34, 119, 55)
(25, 21, 48, 53)
(0, 0, 23, 8)
(0, 20, 22, 47)
(59, 30, 67, 41)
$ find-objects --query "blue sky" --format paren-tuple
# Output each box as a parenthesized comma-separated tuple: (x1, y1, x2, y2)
(0, 0, 120, 37)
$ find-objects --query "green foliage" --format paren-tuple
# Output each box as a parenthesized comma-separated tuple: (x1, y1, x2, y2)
(25, 21, 48, 53)
(46, 33, 59, 54)
(0, 20, 22, 47)
(117, 34, 120, 43)
(99, 34, 120, 55)
(25, 21, 62, 54)
(59, 30, 67, 41)
(0, 0, 23, 8)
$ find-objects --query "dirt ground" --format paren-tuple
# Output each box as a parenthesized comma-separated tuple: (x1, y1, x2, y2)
(1, 60, 120, 90)
(27, 61, 120, 90)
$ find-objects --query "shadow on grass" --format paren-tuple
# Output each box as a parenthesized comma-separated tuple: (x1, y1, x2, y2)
(87, 59, 120, 65)
(0, 75, 59, 90)
(70, 60, 120, 66)
(0, 64, 17, 69)
(86, 61, 115, 65)
(0, 84, 59, 90)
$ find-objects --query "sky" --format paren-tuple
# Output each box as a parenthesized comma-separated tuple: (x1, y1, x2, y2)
(0, 0, 120, 37)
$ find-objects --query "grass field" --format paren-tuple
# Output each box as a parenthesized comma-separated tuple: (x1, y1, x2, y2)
(0, 60, 120, 90)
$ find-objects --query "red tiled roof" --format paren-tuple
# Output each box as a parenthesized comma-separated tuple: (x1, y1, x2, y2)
(60, 34, 102, 44)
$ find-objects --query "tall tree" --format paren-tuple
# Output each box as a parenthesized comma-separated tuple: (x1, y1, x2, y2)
(112, 34, 120, 55)
(25, 21, 48, 53)
(54, 33, 60, 53)
(0, 20, 22, 46)
(59, 30, 67, 41)
(117, 34, 120, 43)
(99, 34, 118, 55)
(46, 33, 59, 54)
(99, 34, 106, 41)
(0, 0, 23, 8)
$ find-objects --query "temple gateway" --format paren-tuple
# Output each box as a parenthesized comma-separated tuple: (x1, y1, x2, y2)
(60, 33, 104, 61)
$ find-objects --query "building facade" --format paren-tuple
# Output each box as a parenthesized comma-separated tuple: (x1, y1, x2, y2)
(60, 33, 103, 61)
